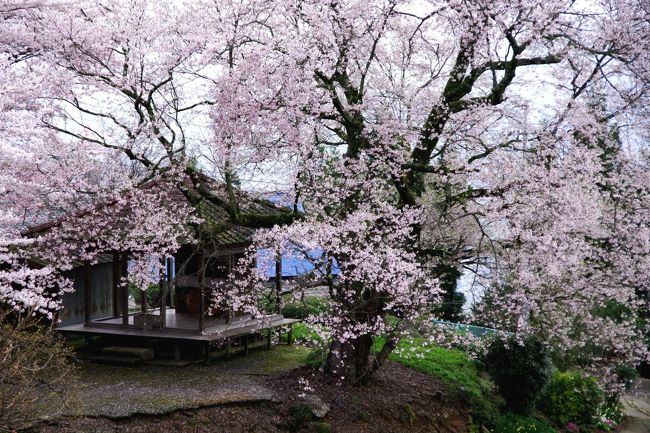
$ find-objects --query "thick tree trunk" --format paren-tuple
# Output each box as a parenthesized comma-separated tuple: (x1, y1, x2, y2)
(324, 333, 393, 385)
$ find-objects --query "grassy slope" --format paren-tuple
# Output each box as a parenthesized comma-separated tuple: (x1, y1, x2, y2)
(291, 324, 491, 405)
(384, 338, 488, 402)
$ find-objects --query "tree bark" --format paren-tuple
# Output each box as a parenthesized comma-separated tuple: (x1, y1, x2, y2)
(324, 333, 380, 385)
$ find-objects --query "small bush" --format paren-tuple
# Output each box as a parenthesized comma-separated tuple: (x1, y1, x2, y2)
(0, 310, 79, 431)
(282, 296, 329, 320)
(129, 282, 161, 308)
(483, 336, 551, 415)
(288, 403, 315, 431)
(538, 370, 604, 428)
(305, 347, 326, 369)
(492, 413, 558, 433)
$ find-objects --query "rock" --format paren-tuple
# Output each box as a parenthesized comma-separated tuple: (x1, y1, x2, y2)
(300, 395, 330, 418)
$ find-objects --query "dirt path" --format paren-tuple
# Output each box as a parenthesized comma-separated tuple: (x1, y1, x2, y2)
(620, 379, 650, 433)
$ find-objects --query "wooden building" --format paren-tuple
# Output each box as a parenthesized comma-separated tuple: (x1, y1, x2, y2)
(25, 173, 299, 362)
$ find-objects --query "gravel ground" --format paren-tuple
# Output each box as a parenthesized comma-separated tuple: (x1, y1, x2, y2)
(38, 359, 472, 433)
(38, 345, 310, 420)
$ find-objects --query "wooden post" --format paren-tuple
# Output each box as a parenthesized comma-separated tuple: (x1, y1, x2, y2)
(112, 252, 120, 317)
(167, 257, 175, 309)
(287, 324, 294, 345)
(83, 262, 92, 325)
(274, 253, 283, 346)
(275, 253, 282, 314)
(266, 329, 272, 350)
(198, 251, 205, 333)
(121, 253, 129, 325)
(140, 288, 147, 313)
(227, 254, 233, 324)
(159, 263, 167, 328)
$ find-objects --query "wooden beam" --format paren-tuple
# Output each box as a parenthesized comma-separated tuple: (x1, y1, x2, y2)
(83, 262, 92, 325)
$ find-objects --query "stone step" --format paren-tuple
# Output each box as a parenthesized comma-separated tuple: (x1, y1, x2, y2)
(77, 352, 143, 366)
(102, 345, 155, 360)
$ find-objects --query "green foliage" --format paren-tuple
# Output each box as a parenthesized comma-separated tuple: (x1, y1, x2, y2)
(305, 347, 326, 369)
(538, 370, 604, 428)
(614, 364, 638, 393)
(492, 413, 558, 433)
(282, 323, 323, 344)
(282, 296, 330, 320)
(431, 264, 465, 322)
(483, 336, 552, 415)
(129, 283, 161, 308)
(592, 299, 632, 323)
(258, 290, 277, 313)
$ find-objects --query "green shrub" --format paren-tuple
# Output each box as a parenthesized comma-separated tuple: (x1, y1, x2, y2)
(483, 336, 551, 415)
(0, 311, 79, 431)
(492, 413, 558, 433)
(538, 370, 604, 428)
(305, 347, 326, 369)
(129, 283, 161, 308)
(282, 296, 329, 320)
(614, 364, 638, 393)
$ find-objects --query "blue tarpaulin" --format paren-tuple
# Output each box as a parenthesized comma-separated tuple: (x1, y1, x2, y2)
(255, 192, 339, 279)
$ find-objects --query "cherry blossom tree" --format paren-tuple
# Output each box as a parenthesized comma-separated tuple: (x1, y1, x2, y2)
(1, 0, 649, 385)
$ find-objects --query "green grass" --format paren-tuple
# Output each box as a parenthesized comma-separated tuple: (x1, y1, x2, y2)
(384, 337, 502, 426)
(492, 413, 558, 433)
(382, 337, 488, 401)
(281, 322, 322, 344)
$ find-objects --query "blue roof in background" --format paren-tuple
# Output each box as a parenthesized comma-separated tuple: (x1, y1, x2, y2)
(256, 192, 339, 279)
(260, 248, 340, 278)
(263, 191, 305, 213)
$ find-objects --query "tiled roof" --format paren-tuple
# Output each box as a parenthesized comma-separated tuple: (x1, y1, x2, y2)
(25, 171, 292, 248)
